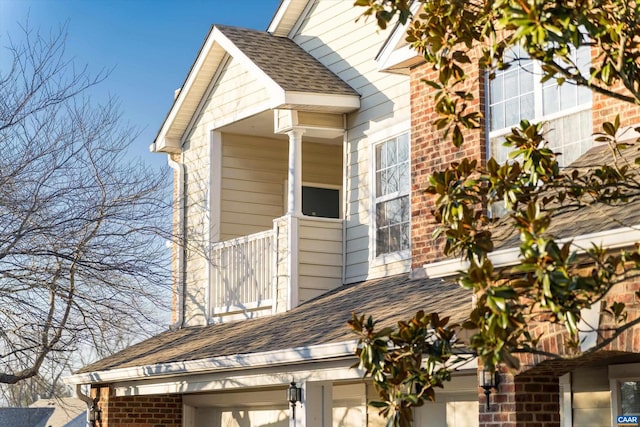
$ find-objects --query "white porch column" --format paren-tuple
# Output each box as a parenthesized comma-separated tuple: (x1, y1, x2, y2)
(286, 128, 305, 216)
(291, 381, 332, 427)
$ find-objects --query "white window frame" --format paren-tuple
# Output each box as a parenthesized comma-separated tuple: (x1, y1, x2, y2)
(610, 363, 640, 420)
(369, 130, 411, 265)
(486, 46, 593, 165)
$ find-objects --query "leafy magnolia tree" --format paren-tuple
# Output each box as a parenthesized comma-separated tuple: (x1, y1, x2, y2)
(0, 26, 172, 386)
(350, 0, 640, 424)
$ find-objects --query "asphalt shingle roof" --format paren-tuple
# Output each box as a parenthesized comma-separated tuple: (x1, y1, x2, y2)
(77, 273, 469, 374)
(493, 143, 640, 249)
(0, 408, 54, 427)
(216, 25, 359, 97)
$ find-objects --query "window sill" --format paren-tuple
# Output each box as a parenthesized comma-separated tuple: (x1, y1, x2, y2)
(371, 249, 411, 267)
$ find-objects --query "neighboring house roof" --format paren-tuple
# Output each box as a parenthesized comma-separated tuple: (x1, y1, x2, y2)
(72, 273, 470, 379)
(63, 413, 85, 427)
(0, 408, 54, 427)
(29, 398, 86, 427)
(154, 24, 360, 153)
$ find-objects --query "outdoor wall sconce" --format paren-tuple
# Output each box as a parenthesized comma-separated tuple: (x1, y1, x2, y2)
(89, 397, 102, 426)
(287, 381, 302, 420)
(481, 368, 500, 411)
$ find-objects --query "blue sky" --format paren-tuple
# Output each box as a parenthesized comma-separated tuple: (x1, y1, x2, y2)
(0, 0, 282, 168)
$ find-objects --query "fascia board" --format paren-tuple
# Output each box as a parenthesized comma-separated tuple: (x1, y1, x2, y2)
(281, 92, 360, 112)
(376, 2, 422, 72)
(113, 363, 363, 397)
(268, 0, 312, 37)
(154, 27, 286, 152)
(113, 360, 479, 397)
(268, 0, 292, 35)
(154, 26, 220, 152)
(424, 225, 640, 278)
(64, 340, 358, 386)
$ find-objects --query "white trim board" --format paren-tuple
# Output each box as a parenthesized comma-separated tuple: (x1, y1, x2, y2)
(65, 340, 358, 386)
(424, 225, 640, 278)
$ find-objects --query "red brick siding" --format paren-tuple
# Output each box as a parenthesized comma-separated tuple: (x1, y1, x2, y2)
(93, 387, 182, 427)
(591, 46, 640, 132)
(479, 369, 560, 427)
(410, 61, 486, 268)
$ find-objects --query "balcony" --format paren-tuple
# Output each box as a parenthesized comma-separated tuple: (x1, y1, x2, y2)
(209, 214, 343, 322)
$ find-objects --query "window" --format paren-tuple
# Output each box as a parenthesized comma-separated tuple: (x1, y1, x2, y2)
(610, 364, 640, 420)
(374, 133, 410, 257)
(302, 185, 340, 219)
(488, 45, 592, 167)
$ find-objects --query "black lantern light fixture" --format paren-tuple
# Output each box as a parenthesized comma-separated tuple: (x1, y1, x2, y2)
(89, 397, 102, 425)
(287, 381, 302, 420)
(480, 368, 500, 411)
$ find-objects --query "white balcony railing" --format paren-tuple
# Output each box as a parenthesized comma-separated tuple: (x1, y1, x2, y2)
(210, 229, 274, 319)
(209, 215, 344, 321)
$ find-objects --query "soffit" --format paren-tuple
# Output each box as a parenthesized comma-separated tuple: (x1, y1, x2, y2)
(267, 0, 310, 37)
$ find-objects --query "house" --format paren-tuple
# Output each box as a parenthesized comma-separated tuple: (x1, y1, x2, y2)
(29, 398, 87, 427)
(0, 398, 86, 427)
(65, 1, 640, 427)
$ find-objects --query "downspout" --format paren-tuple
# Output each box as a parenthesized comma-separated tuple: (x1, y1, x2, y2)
(75, 384, 94, 427)
(341, 114, 347, 285)
(167, 154, 186, 329)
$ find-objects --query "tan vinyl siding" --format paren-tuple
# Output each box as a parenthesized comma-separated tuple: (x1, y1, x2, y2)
(572, 367, 611, 427)
(219, 134, 287, 242)
(192, 55, 271, 133)
(298, 217, 343, 304)
(293, 0, 411, 283)
(182, 131, 212, 326)
(220, 134, 342, 241)
(302, 142, 342, 185)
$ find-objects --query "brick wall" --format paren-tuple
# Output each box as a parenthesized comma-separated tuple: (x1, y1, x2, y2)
(591, 46, 640, 132)
(93, 386, 183, 427)
(410, 60, 486, 268)
(479, 369, 560, 427)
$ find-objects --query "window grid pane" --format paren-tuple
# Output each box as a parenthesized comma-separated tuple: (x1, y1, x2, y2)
(488, 44, 593, 168)
(375, 135, 410, 256)
(620, 381, 640, 415)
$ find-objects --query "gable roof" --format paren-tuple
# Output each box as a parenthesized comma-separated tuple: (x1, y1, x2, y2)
(68, 273, 470, 384)
(154, 24, 360, 153)
(217, 25, 357, 97)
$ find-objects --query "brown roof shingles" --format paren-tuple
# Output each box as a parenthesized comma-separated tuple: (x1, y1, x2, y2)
(76, 274, 469, 374)
(216, 25, 359, 96)
(493, 144, 640, 250)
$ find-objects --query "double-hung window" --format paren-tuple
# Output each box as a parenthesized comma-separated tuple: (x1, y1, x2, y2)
(374, 133, 410, 257)
(488, 45, 593, 167)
